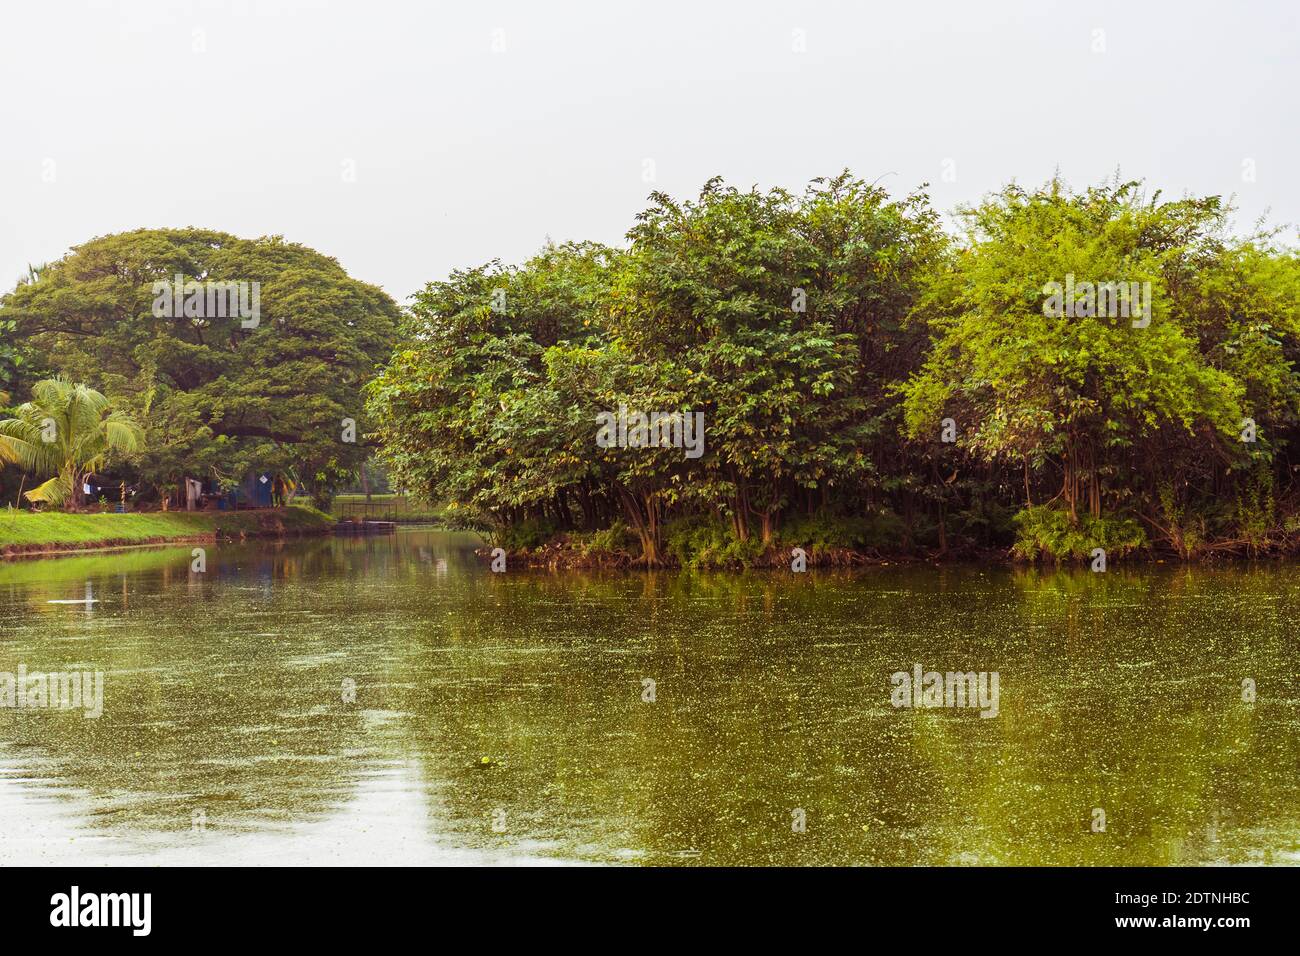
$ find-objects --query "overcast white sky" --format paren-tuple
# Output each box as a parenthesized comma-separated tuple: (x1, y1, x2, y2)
(1, 0, 1295, 303)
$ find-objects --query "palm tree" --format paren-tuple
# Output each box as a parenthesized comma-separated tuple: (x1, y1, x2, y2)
(0, 377, 144, 509)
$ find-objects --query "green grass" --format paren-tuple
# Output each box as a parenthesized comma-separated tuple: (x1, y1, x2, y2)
(331, 494, 445, 522)
(0, 505, 335, 553)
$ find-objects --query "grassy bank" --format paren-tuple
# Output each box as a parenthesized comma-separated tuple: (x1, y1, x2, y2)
(0, 505, 336, 556)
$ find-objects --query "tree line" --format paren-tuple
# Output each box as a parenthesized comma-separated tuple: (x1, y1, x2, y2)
(366, 173, 1300, 564)
(3, 174, 1299, 563)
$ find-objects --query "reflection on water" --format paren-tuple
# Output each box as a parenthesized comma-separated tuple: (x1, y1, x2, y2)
(0, 529, 1297, 865)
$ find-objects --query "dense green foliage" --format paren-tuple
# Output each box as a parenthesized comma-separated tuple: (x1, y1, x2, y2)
(4, 178, 1297, 564)
(368, 173, 1300, 564)
(0, 229, 401, 508)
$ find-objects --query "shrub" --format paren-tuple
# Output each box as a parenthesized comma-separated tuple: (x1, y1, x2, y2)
(664, 515, 765, 569)
(1011, 505, 1146, 562)
(569, 521, 638, 558)
(490, 517, 557, 551)
(777, 509, 907, 553)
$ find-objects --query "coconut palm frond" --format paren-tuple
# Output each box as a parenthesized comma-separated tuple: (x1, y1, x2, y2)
(24, 474, 71, 505)
(29, 376, 71, 408)
(103, 414, 146, 453)
(0, 418, 59, 473)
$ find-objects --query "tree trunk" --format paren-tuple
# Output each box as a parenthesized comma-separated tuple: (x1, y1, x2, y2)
(1063, 442, 1078, 523)
(617, 486, 663, 566)
(1088, 443, 1101, 518)
(730, 502, 749, 542)
(937, 500, 948, 555)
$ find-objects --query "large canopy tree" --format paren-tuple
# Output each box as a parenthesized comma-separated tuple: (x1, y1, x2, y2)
(0, 229, 401, 505)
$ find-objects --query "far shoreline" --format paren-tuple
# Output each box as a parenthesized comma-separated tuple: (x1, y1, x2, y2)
(475, 538, 1296, 572)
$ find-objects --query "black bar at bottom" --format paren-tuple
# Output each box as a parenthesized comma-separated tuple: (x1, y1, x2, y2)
(0, 866, 1285, 941)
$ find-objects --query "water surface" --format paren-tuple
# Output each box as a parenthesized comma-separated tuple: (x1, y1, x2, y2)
(1, 529, 1296, 865)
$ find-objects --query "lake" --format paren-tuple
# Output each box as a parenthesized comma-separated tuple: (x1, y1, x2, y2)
(1, 528, 1296, 865)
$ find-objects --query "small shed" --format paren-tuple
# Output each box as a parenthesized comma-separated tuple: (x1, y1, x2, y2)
(205, 471, 278, 509)
(238, 472, 275, 508)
